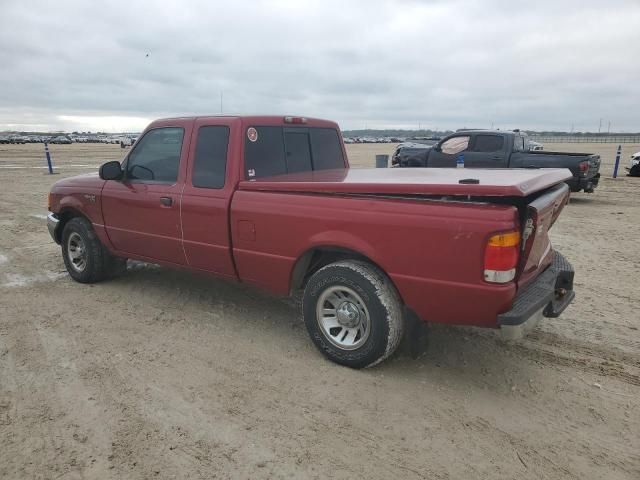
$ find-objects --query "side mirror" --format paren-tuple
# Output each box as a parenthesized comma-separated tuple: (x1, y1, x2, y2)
(433, 144, 441, 152)
(99, 161, 123, 180)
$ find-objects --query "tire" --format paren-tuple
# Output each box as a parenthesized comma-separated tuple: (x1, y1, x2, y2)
(302, 260, 404, 368)
(61, 217, 126, 283)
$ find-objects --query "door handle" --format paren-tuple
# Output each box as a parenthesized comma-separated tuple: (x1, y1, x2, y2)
(160, 196, 173, 207)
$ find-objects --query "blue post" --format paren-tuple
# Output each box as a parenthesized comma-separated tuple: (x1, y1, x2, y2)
(613, 144, 621, 178)
(44, 142, 53, 174)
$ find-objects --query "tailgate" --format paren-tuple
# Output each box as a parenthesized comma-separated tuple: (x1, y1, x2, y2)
(517, 182, 570, 288)
(588, 154, 601, 178)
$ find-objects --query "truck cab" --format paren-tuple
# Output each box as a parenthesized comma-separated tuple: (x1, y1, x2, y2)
(428, 130, 531, 168)
(94, 116, 347, 273)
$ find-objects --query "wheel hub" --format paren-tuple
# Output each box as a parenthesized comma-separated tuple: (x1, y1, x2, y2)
(336, 301, 360, 328)
(316, 286, 371, 350)
(67, 232, 88, 272)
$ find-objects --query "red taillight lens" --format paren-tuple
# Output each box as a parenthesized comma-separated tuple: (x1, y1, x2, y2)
(484, 231, 520, 283)
(579, 160, 589, 173)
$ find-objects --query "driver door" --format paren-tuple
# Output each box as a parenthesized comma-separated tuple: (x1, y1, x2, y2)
(101, 124, 191, 265)
(427, 135, 470, 167)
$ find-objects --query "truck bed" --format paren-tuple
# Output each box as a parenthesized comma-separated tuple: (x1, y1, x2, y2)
(240, 167, 573, 198)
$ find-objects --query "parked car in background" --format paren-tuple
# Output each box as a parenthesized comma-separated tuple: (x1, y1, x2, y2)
(392, 129, 600, 193)
(9, 135, 27, 144)
(47, 115, 576, 368)
(51, 136, 72, 144)
(626, 151, 640, 177)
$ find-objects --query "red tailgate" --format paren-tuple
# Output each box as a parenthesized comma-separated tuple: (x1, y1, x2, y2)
(517, 183, 570, 288)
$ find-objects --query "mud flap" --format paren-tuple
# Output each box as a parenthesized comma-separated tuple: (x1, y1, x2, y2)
(401, 308, 429, 359)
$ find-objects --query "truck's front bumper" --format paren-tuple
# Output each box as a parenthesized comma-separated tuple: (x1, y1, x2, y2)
(47, 212, 61, 244)
(498, 252, 574, 339)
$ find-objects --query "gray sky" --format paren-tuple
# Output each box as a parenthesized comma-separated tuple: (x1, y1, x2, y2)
(1, 0, 639, 132)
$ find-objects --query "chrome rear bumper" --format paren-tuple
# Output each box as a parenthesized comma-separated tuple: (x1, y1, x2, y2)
(498, 252, 575, 339)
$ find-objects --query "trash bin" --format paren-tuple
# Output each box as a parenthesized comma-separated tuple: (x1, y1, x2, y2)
(375, 154, 389, 168)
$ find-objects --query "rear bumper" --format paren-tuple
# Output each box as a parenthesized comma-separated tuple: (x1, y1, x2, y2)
(47, 212, 61, 244)
(498, 252, 574, 337)
(567, 173, 599, 192)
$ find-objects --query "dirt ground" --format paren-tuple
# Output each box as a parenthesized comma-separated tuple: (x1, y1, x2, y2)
(1, 141, 639, 479)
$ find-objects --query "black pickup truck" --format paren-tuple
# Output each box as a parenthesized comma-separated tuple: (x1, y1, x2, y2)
(392, 130, 601, 193)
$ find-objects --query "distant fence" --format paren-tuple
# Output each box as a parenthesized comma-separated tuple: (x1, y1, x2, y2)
(531, 135, 640, 144)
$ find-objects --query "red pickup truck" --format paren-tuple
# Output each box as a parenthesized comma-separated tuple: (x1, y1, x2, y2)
(47, 115, 575, 368)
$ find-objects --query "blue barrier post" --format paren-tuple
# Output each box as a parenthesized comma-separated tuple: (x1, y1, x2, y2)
(612, 144, 621, 178)
(44, 142, 53, 174)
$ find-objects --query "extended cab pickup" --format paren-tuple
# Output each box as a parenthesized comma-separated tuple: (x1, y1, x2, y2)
(392, 130, 601, 193)
(47, 116, 575, 368)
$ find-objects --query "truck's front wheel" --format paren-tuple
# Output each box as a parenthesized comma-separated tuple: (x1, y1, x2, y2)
(61, 217, 126, 283)
(302, 260, 404, 368)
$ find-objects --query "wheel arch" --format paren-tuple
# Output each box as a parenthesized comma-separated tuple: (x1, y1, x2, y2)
(55, 207, 88, 243)
(289, 245, 403, 303)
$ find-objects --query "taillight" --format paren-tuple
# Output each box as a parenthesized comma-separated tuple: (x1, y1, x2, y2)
(47, 192, 52, 211)
(579, 160, 589, 175)
(484, 231, 520, 283)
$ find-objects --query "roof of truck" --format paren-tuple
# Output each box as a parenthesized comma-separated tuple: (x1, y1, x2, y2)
(453, 129, 526, 136)
(239, 167, 572, 197)
(148, 115, 339, 128)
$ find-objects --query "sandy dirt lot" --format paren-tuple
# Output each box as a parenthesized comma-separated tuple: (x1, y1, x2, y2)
(1, 142, 639, 479)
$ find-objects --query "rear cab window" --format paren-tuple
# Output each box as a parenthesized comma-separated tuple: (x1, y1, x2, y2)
(244, 126, 345, 179)
(512, 135, 525, 152)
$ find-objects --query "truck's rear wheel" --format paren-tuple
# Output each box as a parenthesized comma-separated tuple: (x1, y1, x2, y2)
(61, 217, 125, 283)
(302, 260, 404, 368)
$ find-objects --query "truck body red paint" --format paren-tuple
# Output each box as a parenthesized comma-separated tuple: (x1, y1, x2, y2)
(48, 116, 576, 367)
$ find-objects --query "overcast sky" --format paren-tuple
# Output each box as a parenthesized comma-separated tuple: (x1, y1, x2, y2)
(1, 0, 639, 133)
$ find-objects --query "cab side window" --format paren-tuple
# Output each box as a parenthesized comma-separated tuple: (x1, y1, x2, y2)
(192, 126, 229, 189)
(126, 127, 184, 183)
(440, 136, 470, 155)
(471, 134, 504, 153)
